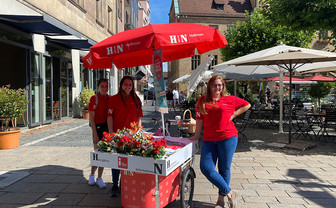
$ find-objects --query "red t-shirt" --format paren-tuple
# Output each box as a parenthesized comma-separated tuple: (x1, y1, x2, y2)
(88, 93, 109, 124)
(195, 95, 249, 141)
(108, 93, 143, 132)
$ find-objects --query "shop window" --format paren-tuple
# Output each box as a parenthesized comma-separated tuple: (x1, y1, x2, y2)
(191, 55, 200, 71)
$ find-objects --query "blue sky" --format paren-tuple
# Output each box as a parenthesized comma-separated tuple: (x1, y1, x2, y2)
(149, 0, 171, 24)
(148, 1, 172, 71)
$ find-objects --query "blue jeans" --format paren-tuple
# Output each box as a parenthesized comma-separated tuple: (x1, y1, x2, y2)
(200, 136, 238, 196)
(111, 169, 120, 186)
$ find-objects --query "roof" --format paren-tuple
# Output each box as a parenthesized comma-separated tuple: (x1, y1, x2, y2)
(177, 0, 252, 18)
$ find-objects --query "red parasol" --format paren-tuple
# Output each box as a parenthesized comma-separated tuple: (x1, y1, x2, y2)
(302, 75, 336, 82)
(83, 23, 228, 69)
(268, 76, 305, 81)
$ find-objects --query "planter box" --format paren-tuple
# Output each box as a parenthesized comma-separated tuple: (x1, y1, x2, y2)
(90, 138, 198, 176)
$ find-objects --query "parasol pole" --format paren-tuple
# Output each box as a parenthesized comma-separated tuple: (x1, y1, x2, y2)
(288, 63, 293, 144)
(279, 69, 284, 133)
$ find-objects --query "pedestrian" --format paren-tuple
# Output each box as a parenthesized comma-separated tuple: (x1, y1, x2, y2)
(179, 91, 184, 103)
(88, 78, 109, 189)
(190, 75, 251, 208)
(166, 88, 173, 109)
(107, 75, 143, 197)
(172, 87, 179, 108)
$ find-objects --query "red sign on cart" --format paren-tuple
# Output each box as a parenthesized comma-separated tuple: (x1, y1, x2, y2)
(118, 157, 128, 169)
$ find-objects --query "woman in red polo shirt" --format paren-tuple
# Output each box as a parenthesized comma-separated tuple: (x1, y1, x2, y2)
(88, 79, 109, 189)
(107, 75, 143, 197)
(190, 75, 250, 208)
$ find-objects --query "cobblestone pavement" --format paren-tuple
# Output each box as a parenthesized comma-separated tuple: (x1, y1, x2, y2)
(0, 103, 335, 208)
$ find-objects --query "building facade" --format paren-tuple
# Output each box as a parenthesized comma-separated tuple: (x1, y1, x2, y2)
(0, 0, 123, 128)
(168, 0, 258, 93)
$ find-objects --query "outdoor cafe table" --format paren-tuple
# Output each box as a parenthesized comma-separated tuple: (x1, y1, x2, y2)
(250, 108, 277, 128)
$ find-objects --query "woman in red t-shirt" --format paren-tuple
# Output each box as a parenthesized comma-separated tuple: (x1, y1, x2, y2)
(88, 79, 109, 189)
(190, 75, 250, 208)
(107, 75, 143, 196)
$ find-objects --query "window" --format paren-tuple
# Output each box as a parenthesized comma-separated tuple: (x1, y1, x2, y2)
(108, 6, 114, 33)
(208, 55, 218, 70)
(209, 25, 218, 29)
(191, 55, 200, 70)
(96, 0, 103, 24)
(117, 0, 122, 20)
(216, 4, 224, 10)
(69, 0, 84, 9)
(318, 30, 328, 40)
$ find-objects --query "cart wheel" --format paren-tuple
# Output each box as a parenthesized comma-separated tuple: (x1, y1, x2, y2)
(180, 167, 195, 208)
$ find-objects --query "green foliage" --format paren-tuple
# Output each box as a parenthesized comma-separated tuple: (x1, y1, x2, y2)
(0, 85, 29, 131)
(308, 82, 335, 107)
(220, 9, 314, 61)
(262, 0, 336, 50)
(78, 86, 95, 110)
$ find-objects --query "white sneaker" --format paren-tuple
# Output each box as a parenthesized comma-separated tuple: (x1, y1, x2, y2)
(88, 174, 95, 185)
(96, 177, 106, 189)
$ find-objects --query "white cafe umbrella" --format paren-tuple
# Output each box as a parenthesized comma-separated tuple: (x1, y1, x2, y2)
(218, 44, 336, 144)
(187, 55, 214, 98)
(172, 74, 191, 84)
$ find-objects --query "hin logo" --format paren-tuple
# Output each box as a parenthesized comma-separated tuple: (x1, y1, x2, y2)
(154, 163, 163, 174)
(169, 34, 188, 44)
(106, 44, 123, 55)
(86, 56, 93, 65)
(92, 153, 99, 161)
(118, 157, 128, 169)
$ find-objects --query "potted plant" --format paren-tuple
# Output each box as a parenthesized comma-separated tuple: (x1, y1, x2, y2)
(0, 85, 29, 149)
(78, 86, 95, 119)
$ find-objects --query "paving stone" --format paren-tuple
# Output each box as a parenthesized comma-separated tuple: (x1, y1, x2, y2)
(3, 182, 70, 193)
(304, 197, 336, 206)
(276, 196, 308, 204)
(33, 193, 86, 206)
(267, 203, 306, 208)
(257, 190, 289, 197)
(243, 196, 278, 203)
(0, 192, 45, 204)
(78, 193, 121, 207)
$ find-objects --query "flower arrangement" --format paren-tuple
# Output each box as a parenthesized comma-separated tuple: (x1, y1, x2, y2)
(272, 84, 290, 100)
(97, 122, 167, 160)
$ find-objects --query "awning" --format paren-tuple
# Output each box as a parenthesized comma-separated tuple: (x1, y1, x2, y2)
(0, 0, 96, 50)
(46, 35, 96, 50)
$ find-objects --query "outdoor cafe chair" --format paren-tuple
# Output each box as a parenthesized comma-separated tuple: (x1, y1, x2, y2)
(319, 111, 336, 142)
(234, 110, 251, 140)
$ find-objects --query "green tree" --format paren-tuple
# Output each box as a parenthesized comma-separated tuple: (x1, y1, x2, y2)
(262, 0, 336, 50)
(220, 9, 314, 61)
(308, 82, 335, 107)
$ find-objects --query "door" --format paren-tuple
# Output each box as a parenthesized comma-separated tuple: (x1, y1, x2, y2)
(43, 55, 53, 123)
(30, 52, 42, 126)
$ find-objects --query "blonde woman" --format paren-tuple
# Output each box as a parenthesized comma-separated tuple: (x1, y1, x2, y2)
(190, 75, 251, 208)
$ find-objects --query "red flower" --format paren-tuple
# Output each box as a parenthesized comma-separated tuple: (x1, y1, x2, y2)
(117, 142, 124, 147)
(154, 148, 160, 154)
(133, 140, 141, 147)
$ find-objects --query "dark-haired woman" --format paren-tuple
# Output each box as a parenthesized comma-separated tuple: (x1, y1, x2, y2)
(107, 75, 143, 197)
(190, 75, 250, 208)
(88, 79, 109, 189)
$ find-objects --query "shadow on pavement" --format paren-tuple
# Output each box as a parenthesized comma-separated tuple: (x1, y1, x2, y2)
(273, 169, 336, 207)
(0, 165, 121, 207)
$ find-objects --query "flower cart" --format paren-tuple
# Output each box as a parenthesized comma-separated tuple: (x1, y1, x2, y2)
(90, 123, 198, 208)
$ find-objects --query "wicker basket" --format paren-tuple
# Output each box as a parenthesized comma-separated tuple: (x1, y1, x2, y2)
(177, 109, 196, 133)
